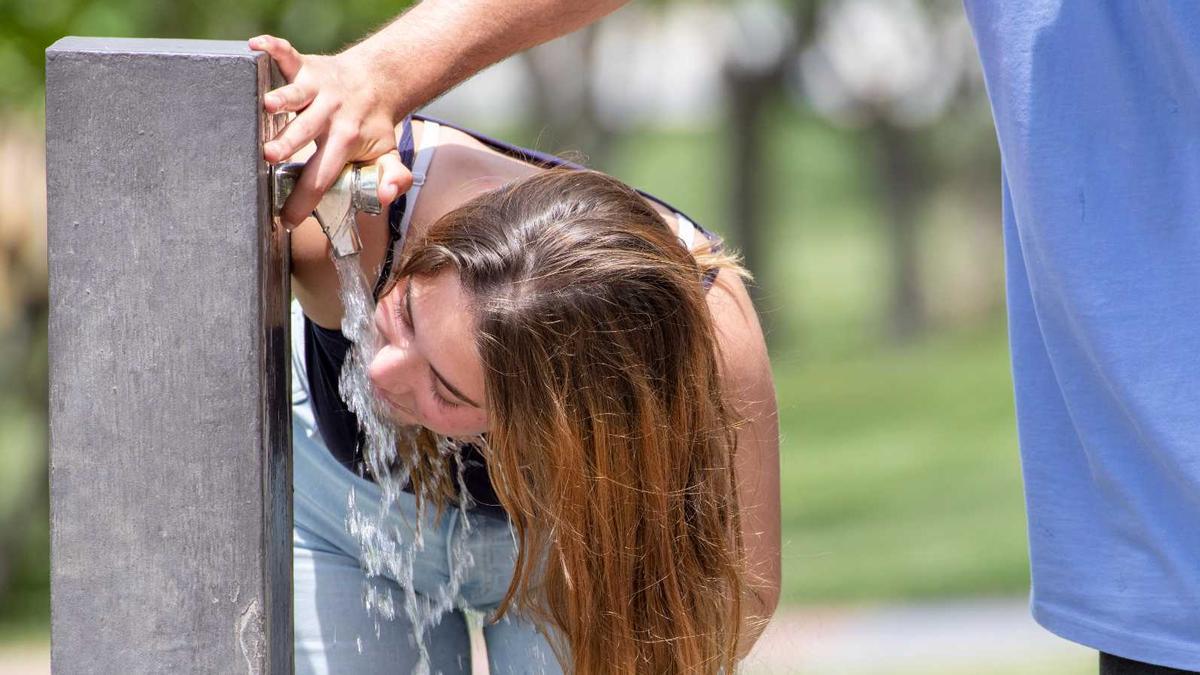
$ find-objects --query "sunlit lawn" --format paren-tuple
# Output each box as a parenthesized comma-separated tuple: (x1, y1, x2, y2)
(0, 402, 49, 646)
(775, 323, 1025, 603)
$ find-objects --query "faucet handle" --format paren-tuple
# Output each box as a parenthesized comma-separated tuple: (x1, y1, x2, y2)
(269, 162, 303, 217)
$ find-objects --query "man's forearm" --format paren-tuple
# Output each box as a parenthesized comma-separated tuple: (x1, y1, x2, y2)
(344, 0, 629, 118)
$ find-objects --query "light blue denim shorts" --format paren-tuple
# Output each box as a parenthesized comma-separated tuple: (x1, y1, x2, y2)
(290, 302, 560, 674)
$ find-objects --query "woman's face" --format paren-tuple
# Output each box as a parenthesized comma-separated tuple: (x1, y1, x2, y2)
(368, 271, 490, 438)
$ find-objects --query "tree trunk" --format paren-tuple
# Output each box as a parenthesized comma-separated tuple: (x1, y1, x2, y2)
(722, 67, 773, 299)
(719, 0, 819, 342)
(518, 24, 615, 169)
(868, 116, 926, 343)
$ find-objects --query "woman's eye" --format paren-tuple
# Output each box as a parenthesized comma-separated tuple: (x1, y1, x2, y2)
(393, 301, 409, 332)
(430, 381, 460, 410)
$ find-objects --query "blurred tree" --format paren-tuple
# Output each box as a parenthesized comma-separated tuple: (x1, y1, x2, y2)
(518, 23, 617, 168)
(0, 121, 50, 617)
(0, 0, 411, 112)
(511, 0, 821, 347)
(798, 0, 978, 342)
(721, 0, 819, 317)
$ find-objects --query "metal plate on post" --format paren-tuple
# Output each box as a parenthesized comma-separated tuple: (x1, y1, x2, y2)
(45, 36, 291, 674)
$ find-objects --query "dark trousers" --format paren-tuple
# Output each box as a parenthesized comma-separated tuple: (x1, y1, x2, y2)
(1101, 653, 1199, 675)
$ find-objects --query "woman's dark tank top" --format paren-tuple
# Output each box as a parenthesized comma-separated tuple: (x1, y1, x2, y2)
(302, 115, 724, 513)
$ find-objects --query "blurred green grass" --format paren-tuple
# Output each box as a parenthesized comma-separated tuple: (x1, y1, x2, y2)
(0, 400, 48, 644)
(777, 324, 1024, 602)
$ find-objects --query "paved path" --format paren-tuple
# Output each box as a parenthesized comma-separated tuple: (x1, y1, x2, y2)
(0, 598, 1095, 674)
(0, 645, 45, 675)
(744, 598, 1093, 674)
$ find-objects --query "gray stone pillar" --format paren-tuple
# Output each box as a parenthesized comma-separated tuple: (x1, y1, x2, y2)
(45, 37, 291, 674)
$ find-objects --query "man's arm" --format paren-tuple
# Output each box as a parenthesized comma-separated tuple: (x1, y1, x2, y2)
(250, 0, 629, 228)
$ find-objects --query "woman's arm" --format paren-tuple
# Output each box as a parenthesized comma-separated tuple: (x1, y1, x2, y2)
(707, 270, 782, 658)
(289, 120, 538, 329)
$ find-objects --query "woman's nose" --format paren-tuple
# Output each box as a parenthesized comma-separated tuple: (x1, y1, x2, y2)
(367, 344, 415, 393)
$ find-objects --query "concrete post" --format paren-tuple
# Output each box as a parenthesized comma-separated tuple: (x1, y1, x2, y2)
(45, 37, 291, 673)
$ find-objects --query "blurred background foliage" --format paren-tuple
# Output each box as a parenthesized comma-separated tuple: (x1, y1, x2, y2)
(0, 0, 1017, 650)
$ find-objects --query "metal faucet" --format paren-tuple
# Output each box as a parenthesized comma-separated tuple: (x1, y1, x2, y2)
(270, 162, 382, 258)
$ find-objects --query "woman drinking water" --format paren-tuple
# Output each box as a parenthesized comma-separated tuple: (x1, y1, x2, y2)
(286, 104, 779, 675)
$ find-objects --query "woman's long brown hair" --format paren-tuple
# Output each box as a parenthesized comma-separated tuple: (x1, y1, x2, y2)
(387, 169, 749, 673)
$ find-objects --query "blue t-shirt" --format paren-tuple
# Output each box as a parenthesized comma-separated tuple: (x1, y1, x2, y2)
(965, 2, 1200, 668)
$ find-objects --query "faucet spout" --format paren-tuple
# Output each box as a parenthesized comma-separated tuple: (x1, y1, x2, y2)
(271, 161, 382, 258)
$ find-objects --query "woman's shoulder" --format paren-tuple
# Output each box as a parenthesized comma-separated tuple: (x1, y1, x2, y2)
(404, 120, 539, 238)
(704, 264, 768, 379)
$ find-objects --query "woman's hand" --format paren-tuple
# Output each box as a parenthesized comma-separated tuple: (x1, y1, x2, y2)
(249, 35, 412, 230)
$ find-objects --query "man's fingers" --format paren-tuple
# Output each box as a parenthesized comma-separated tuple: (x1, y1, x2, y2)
(248, 35, 303, 81)
(281, 134, 355, 228)
(263, 82, 316, 115)
(375, 151, 412, 208)
(264, 99, 334, 163)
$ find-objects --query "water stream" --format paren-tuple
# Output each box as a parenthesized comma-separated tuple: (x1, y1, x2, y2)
(331, 254, 478, 675)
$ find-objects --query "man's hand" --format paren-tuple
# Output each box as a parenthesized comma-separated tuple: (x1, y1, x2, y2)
(249, 35, 412, 230)
(249, 1, 630, 228)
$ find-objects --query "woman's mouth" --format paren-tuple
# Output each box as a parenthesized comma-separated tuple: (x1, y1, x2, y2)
(375, 389, 415, 422)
